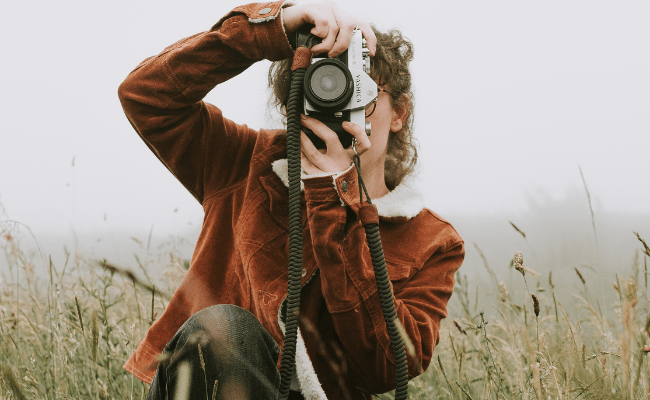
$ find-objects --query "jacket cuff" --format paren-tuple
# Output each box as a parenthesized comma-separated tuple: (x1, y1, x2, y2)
(302, 165, 363, 210)
(211, 1, 296, 61)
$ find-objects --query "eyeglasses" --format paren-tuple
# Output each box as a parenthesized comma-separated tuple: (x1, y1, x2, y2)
(364, 87, 389, 118)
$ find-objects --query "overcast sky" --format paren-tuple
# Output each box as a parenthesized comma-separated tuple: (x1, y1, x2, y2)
(1, 0, 648, 240)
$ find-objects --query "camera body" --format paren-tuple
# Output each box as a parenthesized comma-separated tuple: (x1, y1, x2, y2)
(302, 29, 377, 149)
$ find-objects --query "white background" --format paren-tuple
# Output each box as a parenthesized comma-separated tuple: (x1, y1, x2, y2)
(1, 1, 649, 290)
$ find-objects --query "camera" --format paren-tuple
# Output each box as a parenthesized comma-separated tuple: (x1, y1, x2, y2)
(299, 28, 378, 149)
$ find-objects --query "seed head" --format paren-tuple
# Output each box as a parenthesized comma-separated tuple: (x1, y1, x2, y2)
(498, 281, 509, 303)
(198, 343, 205, 371)
(532, 294, 540, 317)
(514, 251, 523, 265)
(453, 320, 467, 335)
(514, 251, 525, 276)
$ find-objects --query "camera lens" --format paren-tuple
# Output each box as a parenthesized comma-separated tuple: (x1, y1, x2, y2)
(304, 58, 354, 112)
(311, 65, 346, 101)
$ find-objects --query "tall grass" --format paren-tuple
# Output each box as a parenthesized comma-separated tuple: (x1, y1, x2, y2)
(417, 237, 650, 400)
(0, 222, 187, 400)
(1, 220, 649, 399)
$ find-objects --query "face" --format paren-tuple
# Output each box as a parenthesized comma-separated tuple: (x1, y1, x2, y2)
(361, 88, 404, 174)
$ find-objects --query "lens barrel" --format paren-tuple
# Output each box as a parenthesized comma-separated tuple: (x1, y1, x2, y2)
(304, 58, 354, 112)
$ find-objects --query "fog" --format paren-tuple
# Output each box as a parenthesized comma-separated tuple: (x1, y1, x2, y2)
(1, 0, 649, 318)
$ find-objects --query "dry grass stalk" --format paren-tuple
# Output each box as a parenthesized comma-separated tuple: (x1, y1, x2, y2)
(197, 343, 209, 400)
(475, 243, 498, 287)
(634, 232, 650, 258)
(211, 380, 219, 400)
(97, 260, 171, 300)
(91, 310, 99, 363)
(151, 285, 156, 326)
(438, 355, 455, 396)
(548, 272, 559, 323)
(455, 381, 475, 399)
(75, 295, 84, 334)
(579, 166, 599, 253)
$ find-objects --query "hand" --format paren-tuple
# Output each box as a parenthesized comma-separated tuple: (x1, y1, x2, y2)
(282, 1, 377, 57)
(300, 115, 371, 175)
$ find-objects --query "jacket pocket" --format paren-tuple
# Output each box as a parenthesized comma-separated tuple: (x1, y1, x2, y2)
(235, 188, 287, 268)
(384, 255, 414, 291)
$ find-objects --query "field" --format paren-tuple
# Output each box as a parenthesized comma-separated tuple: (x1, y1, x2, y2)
(1, 220, 650, 399)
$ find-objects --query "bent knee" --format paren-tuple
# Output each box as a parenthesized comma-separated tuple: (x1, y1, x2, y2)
(182, 305, 265, 346)
(192, 304, 260, 331)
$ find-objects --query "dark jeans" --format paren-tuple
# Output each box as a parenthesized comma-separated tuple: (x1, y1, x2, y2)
(146, 304, 303, 400)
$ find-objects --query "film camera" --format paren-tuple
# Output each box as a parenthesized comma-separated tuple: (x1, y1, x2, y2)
(298, 27, 378, 149)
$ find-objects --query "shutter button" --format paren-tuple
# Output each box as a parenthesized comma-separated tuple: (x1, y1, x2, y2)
(341, 180, 348, 193)
(259, 7, 272, 15)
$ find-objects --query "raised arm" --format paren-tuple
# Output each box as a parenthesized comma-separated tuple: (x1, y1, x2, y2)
(117, 1, 295, 203)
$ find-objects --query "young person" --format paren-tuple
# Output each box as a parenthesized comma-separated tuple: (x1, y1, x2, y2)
(118, 1, 465, 399)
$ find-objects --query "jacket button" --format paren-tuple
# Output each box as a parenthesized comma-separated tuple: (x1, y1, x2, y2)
(341, 180, 348, 193)
(259, 7, 272, 15)
(301, 268, 307, 278)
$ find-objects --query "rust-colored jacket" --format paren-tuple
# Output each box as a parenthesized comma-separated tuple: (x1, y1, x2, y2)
(119, 1, 464, 398)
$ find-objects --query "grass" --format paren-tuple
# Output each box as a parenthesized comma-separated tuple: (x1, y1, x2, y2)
(1, 220, 650, 399)
(419, 235, 650, 400)
(0, 222, 186, 400)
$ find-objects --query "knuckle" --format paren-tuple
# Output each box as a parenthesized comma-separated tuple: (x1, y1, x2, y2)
(313, 15, 328, 27)
(342, 21, 356, 31)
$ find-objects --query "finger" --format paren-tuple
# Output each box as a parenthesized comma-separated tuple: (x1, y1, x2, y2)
(354, 20, 377, 57)
(301, 115, 343, 151)
(342, 121, 371, 154)
(300, 131, 326, 166)
(328, 16, 355, 57)
(309, 15, 338, 55)
(301, 150, 319, 174)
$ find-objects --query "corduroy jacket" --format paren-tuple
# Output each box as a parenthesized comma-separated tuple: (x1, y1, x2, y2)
(119, 1, 465, 398)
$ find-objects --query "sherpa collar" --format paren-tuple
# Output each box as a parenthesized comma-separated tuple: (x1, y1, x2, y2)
(271, 159, 425, 219)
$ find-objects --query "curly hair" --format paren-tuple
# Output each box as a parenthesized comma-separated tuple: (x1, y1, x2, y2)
(268, 26, 417, 190)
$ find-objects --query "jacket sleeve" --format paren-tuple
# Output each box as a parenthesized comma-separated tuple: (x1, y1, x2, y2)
(302, 167, 465, 393)
(117, 1, 294, 203)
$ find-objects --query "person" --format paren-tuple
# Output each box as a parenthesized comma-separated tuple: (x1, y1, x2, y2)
(118, 1, 465, 399)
